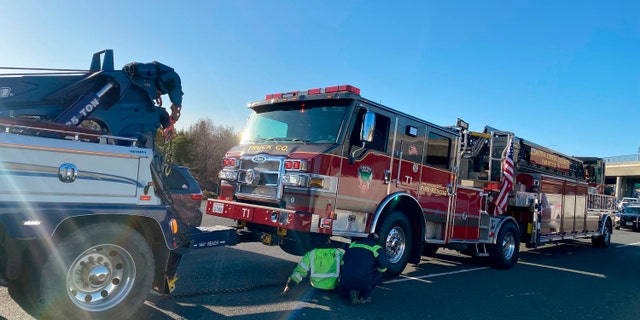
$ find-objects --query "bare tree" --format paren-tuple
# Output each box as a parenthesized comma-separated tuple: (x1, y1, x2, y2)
(154, 119, 240, 195)
(185, 119, 240, 194)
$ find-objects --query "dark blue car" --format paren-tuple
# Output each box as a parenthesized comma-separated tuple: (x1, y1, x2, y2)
(617, 205, 640, 232)
(165, 165, 204, 227)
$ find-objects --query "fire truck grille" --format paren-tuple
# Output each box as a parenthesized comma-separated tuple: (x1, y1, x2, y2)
(236, 157, 282, 202)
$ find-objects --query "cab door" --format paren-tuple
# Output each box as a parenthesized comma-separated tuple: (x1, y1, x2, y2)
(388, 120, 424, 198)
(335, 104, 393, 235)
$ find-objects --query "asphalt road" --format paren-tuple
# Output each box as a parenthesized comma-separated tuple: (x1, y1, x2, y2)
(2, 215, 640, 320)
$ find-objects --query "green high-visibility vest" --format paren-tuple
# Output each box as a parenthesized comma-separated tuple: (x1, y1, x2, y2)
(289, 248, 344, 290)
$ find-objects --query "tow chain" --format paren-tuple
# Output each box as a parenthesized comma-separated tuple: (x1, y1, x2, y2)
(161, 134, 175, 173)
(162, 280, 287, 299)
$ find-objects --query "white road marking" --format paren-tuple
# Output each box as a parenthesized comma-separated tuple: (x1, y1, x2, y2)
(615, 242, 640, 248)
(383, 266, 489, 284)
(517, 261, 606, 278)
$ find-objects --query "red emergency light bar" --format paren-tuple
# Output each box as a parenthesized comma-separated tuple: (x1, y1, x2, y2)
(324, 85, 360, 95)
(265, 85, 361, 100)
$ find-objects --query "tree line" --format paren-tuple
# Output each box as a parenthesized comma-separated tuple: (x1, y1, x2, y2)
(156, 118, 241, 197)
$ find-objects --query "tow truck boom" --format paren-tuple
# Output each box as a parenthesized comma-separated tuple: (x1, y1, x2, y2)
(0, 49, 183, 146)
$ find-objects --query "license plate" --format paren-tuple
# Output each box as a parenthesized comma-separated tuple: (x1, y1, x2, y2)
(212, 202, 224, 214)
(626, 222, 634, 226)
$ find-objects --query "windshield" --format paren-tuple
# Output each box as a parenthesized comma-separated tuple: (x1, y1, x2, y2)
(623, 206, 640, 214)
(240, 101, 350, 145)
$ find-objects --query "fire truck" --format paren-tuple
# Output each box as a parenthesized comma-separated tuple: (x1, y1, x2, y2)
(207, 84, 616, 276)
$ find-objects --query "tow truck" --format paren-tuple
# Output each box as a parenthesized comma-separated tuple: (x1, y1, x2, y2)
(0, 50, 234, 320)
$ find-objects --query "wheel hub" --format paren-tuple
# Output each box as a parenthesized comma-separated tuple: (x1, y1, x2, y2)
(501, 232, 516, 260)
(66, 244, 135, 311)
(385, 227, 406, 264)
(87, 264, 111, 287)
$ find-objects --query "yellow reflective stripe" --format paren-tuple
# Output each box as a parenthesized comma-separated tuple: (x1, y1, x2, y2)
(348, 243, 381, 257)
(335, 250, 341, 275)
(291, 273, 303, 283)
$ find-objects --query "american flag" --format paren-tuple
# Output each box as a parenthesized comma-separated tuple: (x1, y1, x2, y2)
(408, 145, 418, 155)
(494, 136, 514, 215)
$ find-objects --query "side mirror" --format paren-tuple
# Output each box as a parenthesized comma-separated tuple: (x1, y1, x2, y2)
(350, 110, 376, 164)
(360, 111, 376, 143)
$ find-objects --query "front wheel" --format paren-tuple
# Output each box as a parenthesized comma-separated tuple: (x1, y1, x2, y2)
(279, 232, 332, 256)
(488, 222, 519, 269)
(378, 211, 412, 277)
(37, 223, 155, 320)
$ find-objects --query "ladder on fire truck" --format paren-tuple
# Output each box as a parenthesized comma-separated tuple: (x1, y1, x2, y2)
(455, 119, 515, 255)
(457, 119, 514, 186)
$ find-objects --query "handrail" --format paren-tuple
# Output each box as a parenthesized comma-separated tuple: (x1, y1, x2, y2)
(0, 120, 139, 147)
(604, 154, 640, 164)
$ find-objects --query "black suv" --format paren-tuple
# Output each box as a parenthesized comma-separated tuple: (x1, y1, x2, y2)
(617, 205, 640, 232)
(165, 165, 203, 227)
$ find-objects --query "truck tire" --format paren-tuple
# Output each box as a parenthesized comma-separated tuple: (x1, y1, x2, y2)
(279, 232, 333, 256)
(35, 223, 154, 320)
(592, 219, 612, 248)
(279, 232, 312, 256)
(7, 253, 40, 317)
(378, 211, 412, 277)
(488, 222, 519, 269)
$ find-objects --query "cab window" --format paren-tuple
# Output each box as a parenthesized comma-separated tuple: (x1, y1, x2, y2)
(425, 132, 451, 169)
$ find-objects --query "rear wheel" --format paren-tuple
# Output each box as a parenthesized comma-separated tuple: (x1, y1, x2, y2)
(488, 222, 519, 269)
(378, 211, 412, 277)
(592, 219, 612, 248)
(30, 223, 154, 320)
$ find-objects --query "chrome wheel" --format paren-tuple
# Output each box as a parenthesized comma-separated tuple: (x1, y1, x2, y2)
(385, 226, 407, 264)
(489, 222, 520, 269)
(603, 224, 611, 243)
(66, 244, 135, 311)
(501, 230, 516, 261)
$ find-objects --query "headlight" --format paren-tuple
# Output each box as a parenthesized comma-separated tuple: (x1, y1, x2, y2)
(282, 174, 326, 188)
(282, 174, 308, 187)
(218, 170, 238, 181)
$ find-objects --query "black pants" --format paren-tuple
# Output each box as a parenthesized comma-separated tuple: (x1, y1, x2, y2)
(337, 272, 384, 300)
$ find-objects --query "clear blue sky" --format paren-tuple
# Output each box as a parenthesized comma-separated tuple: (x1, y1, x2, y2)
(2, 0, 638, 158)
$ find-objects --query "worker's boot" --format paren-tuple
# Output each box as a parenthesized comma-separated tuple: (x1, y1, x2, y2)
(349, 290, 361, 305)
(360, 296, 372, 304)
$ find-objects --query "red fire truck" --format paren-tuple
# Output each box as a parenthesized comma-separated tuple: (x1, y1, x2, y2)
(206, 85, 616, 276)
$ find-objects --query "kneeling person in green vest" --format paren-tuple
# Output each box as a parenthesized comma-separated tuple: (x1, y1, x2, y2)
(280, 246, 344, 296)
(337, 233, 388, 305)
